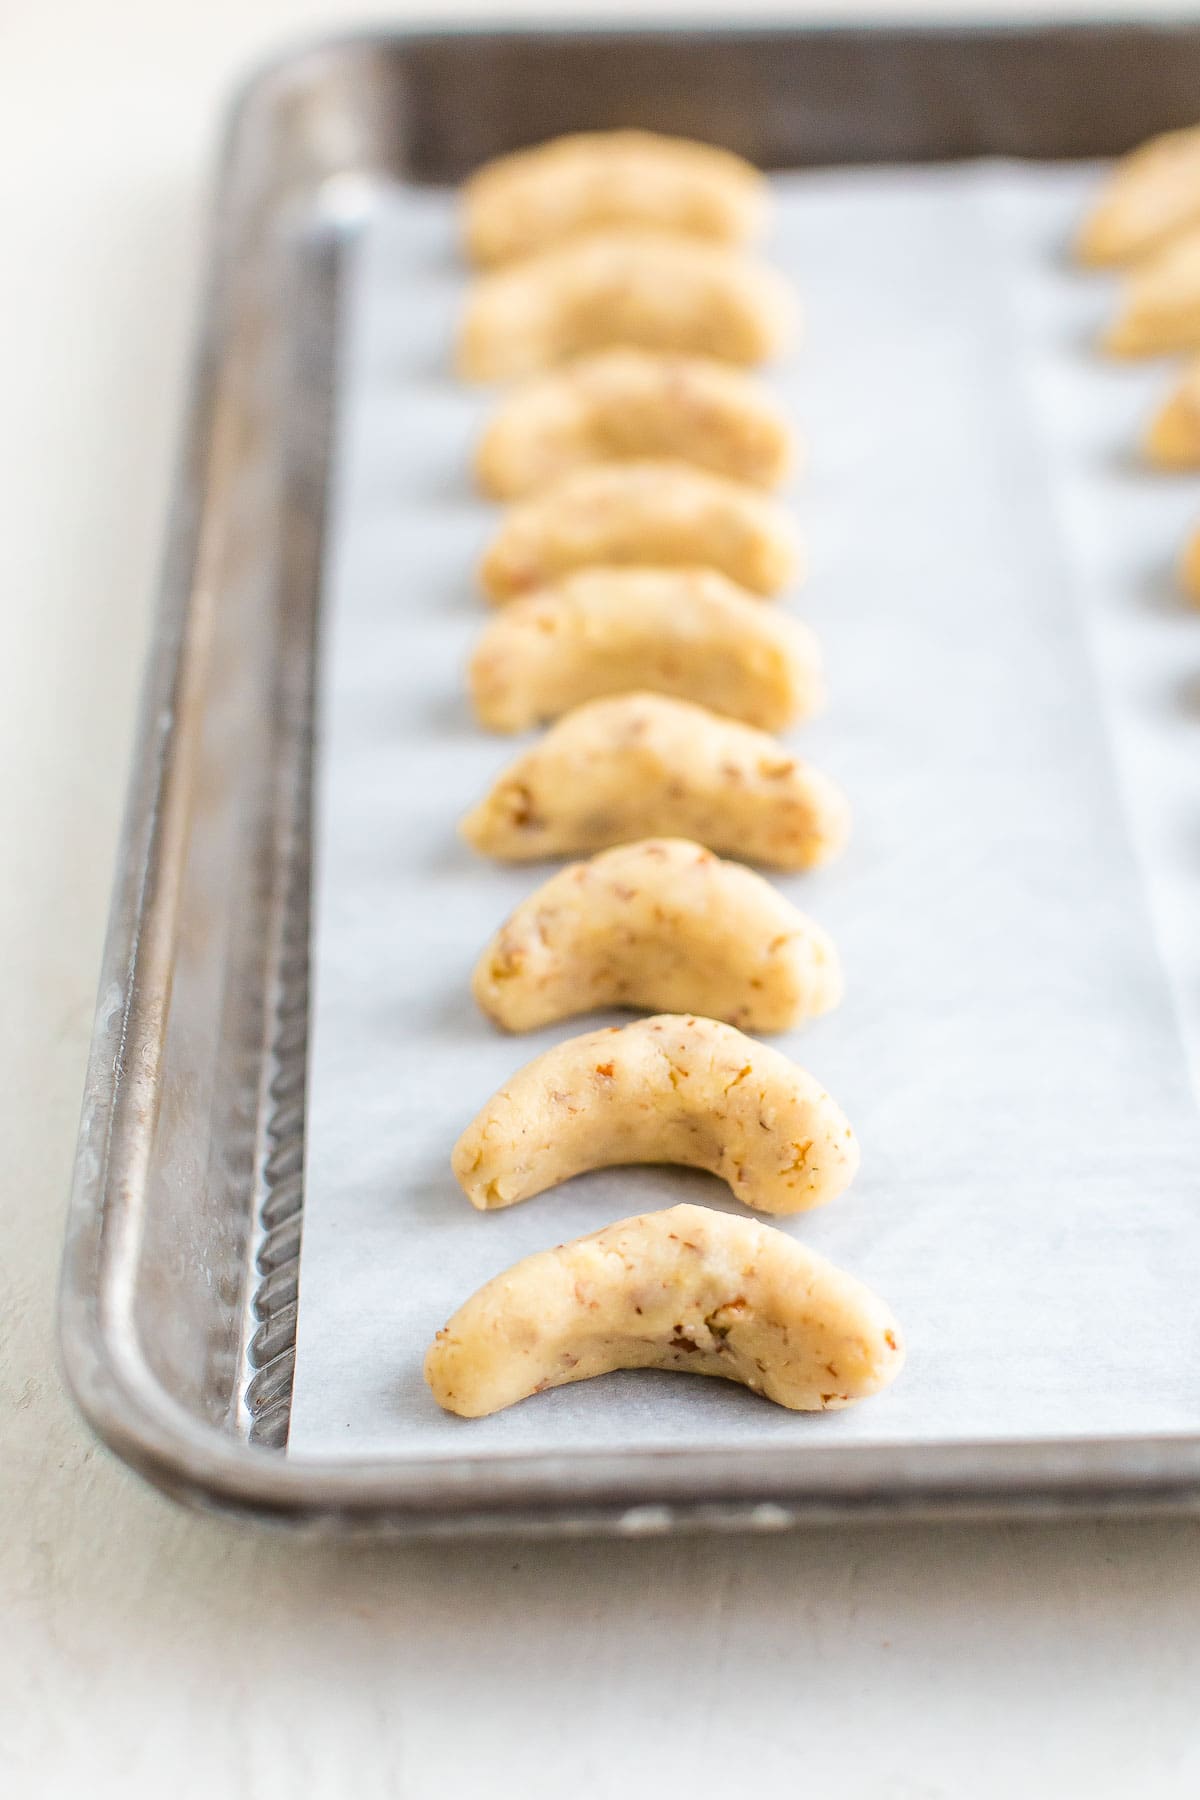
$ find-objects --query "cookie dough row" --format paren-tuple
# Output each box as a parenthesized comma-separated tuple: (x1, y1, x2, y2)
(1079, 124, 1200, 599)
(423, 131, 902, 1421)
(457, 129, 793, 378)
(457, 128, 796, 376)
(459, 153, 809, 724)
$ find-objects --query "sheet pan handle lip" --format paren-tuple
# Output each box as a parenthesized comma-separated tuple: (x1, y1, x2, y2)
(47, 1345, 1200, 1533)
(57, 16, 1200, 1532)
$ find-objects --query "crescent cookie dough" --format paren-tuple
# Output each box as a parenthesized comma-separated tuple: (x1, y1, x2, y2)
(471, 838, 843, 1034)
(457, 231, 796, 380)
(459, 692, 850, 870)
(425, 1204, 904, 1417)
(1103, 227, 1200, 356)
(1077, 125, 1200, 267)
(451, 1014, 859, 1216)
(479, 460, 800, 602)
(1180, 525, 1200, 605)
(462, 130, 769, 268)
(474, 350, 794, 498)
(1145, 356, 1200, 466)
(467, 566, 823, 733)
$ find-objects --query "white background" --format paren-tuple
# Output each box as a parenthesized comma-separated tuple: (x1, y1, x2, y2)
(5, 3, 1200, 1795)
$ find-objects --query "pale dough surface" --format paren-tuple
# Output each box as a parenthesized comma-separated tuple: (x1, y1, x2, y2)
(425, 1203, 902, 1416)
(459, 691, 851, 868)
(451, 1013, 859, 1215)
(458, 229, 796, 379)
(1077, 123, 1200, 266)
(468, 565, 822, 732)
(474, 349, 794, 496)
(1104, 225, 1200, 356)
(462, 129, 768, 266)
(471, 837, 842, 1033)
(1145, 354, 1200, 466)
(478, 459, 801, 600)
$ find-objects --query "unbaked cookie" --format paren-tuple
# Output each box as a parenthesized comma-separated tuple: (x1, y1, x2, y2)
(471, 837, 842, 1033)
(462, 130, 768, 267)
(425, 1203, 904, 1418)
(459, 692, 850, 870)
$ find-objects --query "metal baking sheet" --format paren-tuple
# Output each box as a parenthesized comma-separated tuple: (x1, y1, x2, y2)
(60, 24, 1200, 1532)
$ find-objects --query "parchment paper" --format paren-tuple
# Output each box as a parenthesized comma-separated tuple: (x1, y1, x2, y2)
(287, 163, 1200, 1459)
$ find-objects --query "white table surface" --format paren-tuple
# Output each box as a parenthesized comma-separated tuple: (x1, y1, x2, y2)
(4, 3, 1200, 1794)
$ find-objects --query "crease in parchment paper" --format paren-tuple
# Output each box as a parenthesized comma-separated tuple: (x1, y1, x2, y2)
(287, 163, 1200, 1459)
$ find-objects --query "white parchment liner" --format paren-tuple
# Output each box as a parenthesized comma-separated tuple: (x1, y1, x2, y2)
(288, 164, 1200, 1458)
